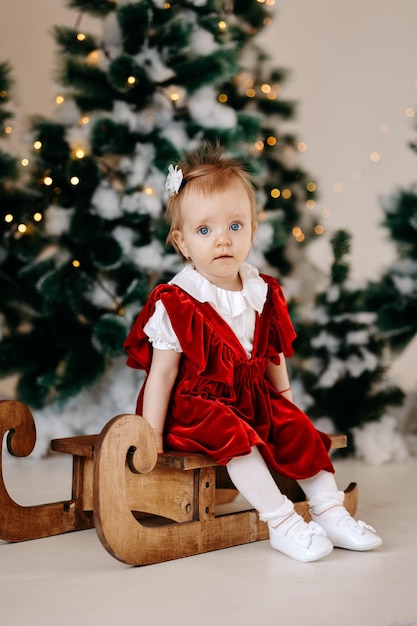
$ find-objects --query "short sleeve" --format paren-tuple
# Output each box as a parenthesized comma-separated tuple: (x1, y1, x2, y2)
(143, 300, 183, 352)
(260, 274, 297, 363)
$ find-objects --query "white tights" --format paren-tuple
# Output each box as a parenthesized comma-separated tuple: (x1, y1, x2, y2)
(226, 446, 341, 524)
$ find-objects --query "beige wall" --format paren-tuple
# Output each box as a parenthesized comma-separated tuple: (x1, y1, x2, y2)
(0, 0, 416, 390)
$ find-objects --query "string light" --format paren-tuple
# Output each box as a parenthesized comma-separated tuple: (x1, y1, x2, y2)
(218, 93, 228, 103)
(21, 158, 29, 167)
(314, 224, 325, 235)
(74, 148, 86, 159)
(80, 116, 90, 125)
(43, 176, 53, 186)
(55, 95, 65, 105)
(270, 188, 280, 198)
(246, 88, 256, 98)
(127, 76, 137, 86)
(165, 85, 185, 105)
(255, 140, 264, 151)
(33, 212, 43, 222)
(218, 20, 227, 30)
(17, 224, 27, 234)
(266, 136, 277, 146)
(292, 226, 305, 242)
(5, 126, 12, 135)
(70, 176, 80, 185)
(4, 214, 13, 223)
(306, 182, 317, 192)
(144, 187, 153, 195)
(34, 141, 42, 150)
(76, 32, 86, 41)
(282, 189, 292, 199)
(297, 142, 308, 152)
(86, 50, 100, 66)
(72, 259, 81, 268)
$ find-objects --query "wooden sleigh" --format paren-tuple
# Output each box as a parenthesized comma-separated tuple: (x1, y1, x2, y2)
(0, 399, 358, 566)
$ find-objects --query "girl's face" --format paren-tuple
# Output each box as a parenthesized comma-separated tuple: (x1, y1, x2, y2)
(171, 180, 256, 290)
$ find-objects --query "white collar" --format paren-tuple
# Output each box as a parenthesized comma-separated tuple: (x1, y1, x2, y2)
(169, 262, 268, 318)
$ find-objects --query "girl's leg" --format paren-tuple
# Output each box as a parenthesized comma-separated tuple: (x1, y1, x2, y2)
(298, 470, 382, 551)
(226, 447, 333, 562)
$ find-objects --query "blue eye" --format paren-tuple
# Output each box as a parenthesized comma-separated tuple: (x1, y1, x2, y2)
(230, 222, 242, 231)
(198, 226, 209, 235)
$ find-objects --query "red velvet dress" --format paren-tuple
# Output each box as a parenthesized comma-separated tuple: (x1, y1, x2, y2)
(124, 273, 334, 480)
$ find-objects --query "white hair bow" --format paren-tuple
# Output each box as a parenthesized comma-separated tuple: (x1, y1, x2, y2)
(165, 164, 183, 196)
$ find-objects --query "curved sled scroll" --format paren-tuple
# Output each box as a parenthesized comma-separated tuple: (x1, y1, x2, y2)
(94, 413, 269, 566)
(0, 400, 92, 542)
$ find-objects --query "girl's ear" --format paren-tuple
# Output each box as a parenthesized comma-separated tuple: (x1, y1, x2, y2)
(171, 230, 188, 258)
(251, 222, 258, 240)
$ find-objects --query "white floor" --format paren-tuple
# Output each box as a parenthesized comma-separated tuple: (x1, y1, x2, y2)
(1, 452, 416, 626)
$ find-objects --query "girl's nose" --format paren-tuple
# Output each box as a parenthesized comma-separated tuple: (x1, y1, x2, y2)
(215, 230, 231, 246)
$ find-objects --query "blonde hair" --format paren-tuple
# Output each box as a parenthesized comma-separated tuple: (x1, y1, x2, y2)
(165, 142, 257, 260)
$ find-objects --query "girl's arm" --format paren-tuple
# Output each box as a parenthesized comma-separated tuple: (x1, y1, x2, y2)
(142, 347, 181, 453)
(265, 354, 293, 402)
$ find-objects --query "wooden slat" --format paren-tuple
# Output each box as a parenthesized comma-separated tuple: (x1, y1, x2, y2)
(51, 432, 346, 463)
(51, 434, 98, 457)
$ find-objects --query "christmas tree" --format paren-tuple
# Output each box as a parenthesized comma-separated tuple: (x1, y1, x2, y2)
(291, 230, 405, 454)
(0, 0, 324, 446)
(365, 177, 417, 354)
(0, 61, 43, 342)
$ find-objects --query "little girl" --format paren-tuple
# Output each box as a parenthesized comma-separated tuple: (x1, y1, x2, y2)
(124, 143, 382, 562)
